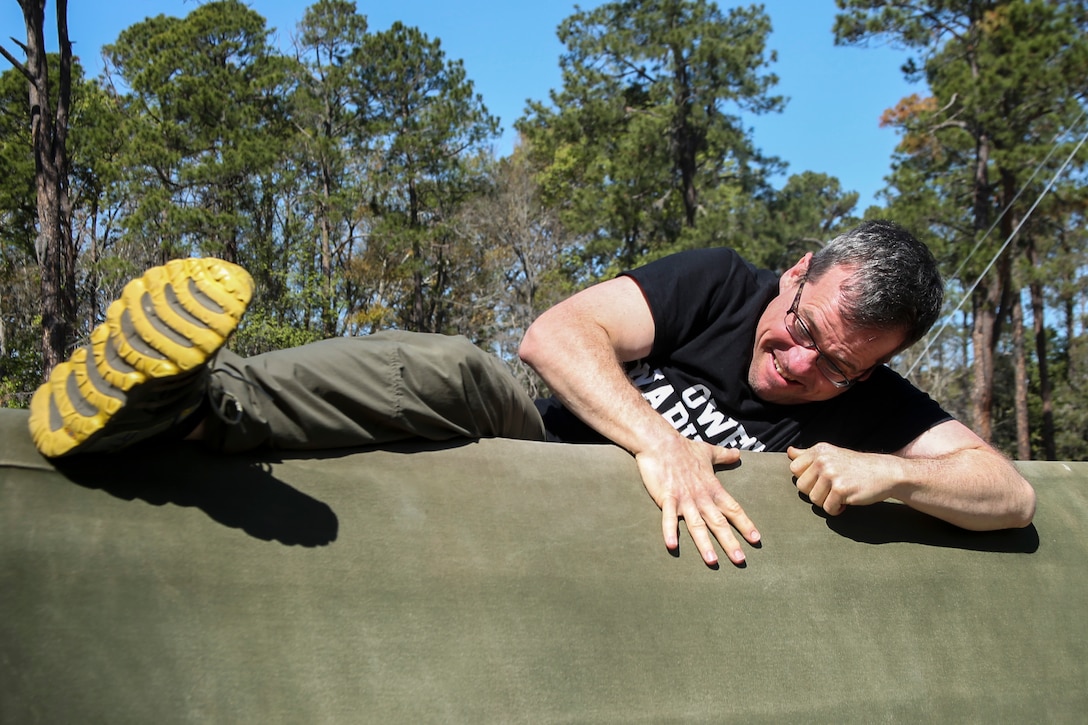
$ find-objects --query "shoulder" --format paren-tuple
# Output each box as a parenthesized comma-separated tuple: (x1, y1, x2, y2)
(616, 248, 778, 362)
(801, 367, 954, 453)
(850, 367, 952, 422)
(622, 248, 775, 307)
(624, 247, 756, 282)
(896, 418, 989, 458)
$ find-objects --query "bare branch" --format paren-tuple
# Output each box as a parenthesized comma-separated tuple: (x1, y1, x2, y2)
(936, 93, 959, 117)
(931, 119, 969, 133)
(0, 43, 38, 88)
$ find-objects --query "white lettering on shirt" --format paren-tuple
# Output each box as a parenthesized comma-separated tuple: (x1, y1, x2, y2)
(628, 363, 766, 452)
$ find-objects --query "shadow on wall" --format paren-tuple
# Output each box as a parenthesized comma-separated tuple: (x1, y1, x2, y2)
(803, 495, 1040, 554)
(53, 442, 339, 548)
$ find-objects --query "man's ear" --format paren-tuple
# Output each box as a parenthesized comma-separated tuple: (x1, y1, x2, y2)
(779, 252, 813, 294)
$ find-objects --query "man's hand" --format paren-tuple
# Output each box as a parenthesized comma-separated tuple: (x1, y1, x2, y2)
(519, 276, 764, 565)
(787, 443, 899, 516)
(788, 425, 1035, 530)
(635, 437, 760, 567)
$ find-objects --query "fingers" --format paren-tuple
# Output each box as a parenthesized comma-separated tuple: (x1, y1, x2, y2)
(787, 445, 809, 473)
(705, 445, 758, 553)
(803, 475, 846, 515)
(711, 446, 742, 467)
(660, 495, 679, 551)
(789, 445, 847, 517)
(665, 488, 757, 567)
(640, 441, 758, 567)
(713, 489, 760, 546)
(699, 502, 748, 566)
(661, 495, 725, 566)
(679, 511, 724, 566)
(822, 492, 847, 516)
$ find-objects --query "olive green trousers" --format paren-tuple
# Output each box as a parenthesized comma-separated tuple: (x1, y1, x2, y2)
(200, 330, 546, 452)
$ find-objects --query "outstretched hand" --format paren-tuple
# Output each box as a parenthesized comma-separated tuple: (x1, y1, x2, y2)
(635, 437, 760, 567)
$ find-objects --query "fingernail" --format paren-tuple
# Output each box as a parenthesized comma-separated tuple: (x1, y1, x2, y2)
(751, 530, 761, 543)
(734, 550, 745, 563)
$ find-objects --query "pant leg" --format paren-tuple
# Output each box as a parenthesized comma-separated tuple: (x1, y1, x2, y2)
(201, 330, 546, 453)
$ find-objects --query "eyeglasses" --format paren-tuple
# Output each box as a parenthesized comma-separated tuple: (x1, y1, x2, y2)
(784, 277, 864, 389)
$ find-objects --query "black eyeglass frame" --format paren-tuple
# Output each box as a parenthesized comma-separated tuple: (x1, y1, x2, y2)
(783, 277, 866, 389)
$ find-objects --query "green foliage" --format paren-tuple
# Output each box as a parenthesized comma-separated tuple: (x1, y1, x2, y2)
(518, 0, 785, 277)
(289, 0, 370, 337)
(0, 65, 38, 259)
(230, 308, 326, 358)
(350, 21, 500, 333)
(3, 0, 1085, 461)
(839, 0, 1088, 455)
(104, 0, 297, 261)
(0, 265, 41, 409)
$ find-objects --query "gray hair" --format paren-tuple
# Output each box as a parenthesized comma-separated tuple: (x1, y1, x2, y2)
(807, 220, 943, 350)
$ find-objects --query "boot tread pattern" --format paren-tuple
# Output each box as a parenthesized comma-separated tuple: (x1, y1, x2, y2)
(28, 257, 253, 457)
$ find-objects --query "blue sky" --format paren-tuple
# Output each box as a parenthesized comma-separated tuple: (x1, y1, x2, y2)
(2, 0, 919, 209)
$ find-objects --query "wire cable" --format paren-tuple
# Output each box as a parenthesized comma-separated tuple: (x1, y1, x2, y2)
(905, 118, 1088, 378)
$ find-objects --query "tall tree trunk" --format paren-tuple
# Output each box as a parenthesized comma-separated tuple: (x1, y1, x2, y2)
(1011, 290, 1030, 459)
(0, 291, 7, 359)
(670, 46, 698, 228)
(319, 158, 337, 337)
(968, 117, 995, 440)
(408, 179, 426, 332)
(970, 286, 996, 442)
(1063, 297, 1075, 383)
(9, 0, 77, 378)
(1059, 230, 1076, 384)
(87, 197, 99, 327)
(1027, 240, 1056, 460)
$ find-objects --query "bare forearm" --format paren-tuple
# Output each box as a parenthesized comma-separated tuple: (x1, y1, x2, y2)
(891, 449, 1036, 530)
(790, 437, 1036, 531)
(517, 275, 764, 566)
(520, 316, 677, 455)
(520, 304, 758, 566)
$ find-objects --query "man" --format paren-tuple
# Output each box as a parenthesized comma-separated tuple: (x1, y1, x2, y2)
(521, 220, 1035, 565)
(28, 221, 1035, 565)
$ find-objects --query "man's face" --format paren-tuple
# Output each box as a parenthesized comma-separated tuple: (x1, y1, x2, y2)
(747, 255, 906, 405)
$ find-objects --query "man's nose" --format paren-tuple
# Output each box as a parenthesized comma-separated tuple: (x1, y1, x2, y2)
(786, 344, 822, 376)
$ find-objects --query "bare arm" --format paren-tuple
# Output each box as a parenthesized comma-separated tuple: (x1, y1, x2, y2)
(788, 419, 1036, 530)
(519, 276, 760, 565)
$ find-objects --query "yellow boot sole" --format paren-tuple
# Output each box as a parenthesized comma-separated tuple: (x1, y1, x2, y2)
(28, 258, 253, 458)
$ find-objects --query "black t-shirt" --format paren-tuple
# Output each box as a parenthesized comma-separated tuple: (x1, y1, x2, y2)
(536, 247, 952, 453)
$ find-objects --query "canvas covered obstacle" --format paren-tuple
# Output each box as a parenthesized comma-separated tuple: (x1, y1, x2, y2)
(1, 407, 1084, 723)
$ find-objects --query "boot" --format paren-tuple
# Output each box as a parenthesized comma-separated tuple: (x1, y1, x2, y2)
(28, 257, 253, 457)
